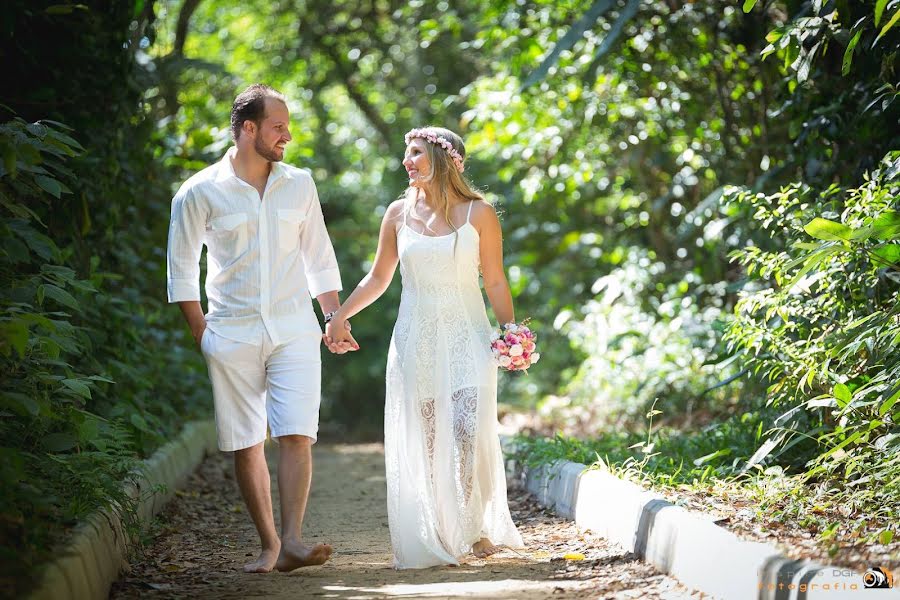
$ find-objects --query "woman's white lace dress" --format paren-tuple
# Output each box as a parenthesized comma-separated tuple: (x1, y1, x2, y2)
(384, 201, 524, 569)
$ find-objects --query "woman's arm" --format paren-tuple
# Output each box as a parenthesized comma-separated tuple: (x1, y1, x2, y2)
(475, 201, 515, 326)
(325, 200, 403, 345)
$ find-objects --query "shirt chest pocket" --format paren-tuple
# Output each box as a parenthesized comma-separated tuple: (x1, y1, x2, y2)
(207, 213, 249, 257)
(277, 209, 305, 252)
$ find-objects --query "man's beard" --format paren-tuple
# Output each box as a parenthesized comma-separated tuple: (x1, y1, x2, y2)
(254, 137, 283, 162)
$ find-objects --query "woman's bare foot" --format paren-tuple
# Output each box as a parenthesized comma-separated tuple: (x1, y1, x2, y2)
(243, 545, 281, 573)
(472, 537, 499, 558)
(274, 539, 333, 572)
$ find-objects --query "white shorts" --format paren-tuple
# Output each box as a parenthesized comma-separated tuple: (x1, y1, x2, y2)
(200, 328, 322, 452)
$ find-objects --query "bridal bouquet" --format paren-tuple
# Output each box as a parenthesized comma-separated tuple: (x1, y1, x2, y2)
(491, 322, 539, 372)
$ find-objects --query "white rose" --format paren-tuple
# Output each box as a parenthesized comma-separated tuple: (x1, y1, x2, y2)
(506, 323, 519, 333)
(498, 355, 512, 367)
(509, 344, 523, 357)
(490, 330, 500, 341)
(530, 352, 541, 364)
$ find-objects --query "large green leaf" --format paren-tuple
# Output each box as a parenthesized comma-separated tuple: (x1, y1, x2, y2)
(880, 386, 900, 417)
(61, 378, 92, 399)
(804, 217, 853, 241)
(0, 321, 29, 357)
(872, 244, 900, 266)
(10, 220, 57, 260)
(833, 383, 852, 408)
(875, 9, 900, 44)
(1, 392, 40, 416)
(872, 212, 900, 240)
(130, 412, 152, 433)
(40, 284, 80, 311)
(876, 0, 888, 26)
(34, 175, 62, 198)
(842, 30, 862, 76)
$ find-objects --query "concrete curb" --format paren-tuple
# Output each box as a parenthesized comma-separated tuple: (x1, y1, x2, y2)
(506, 452, 900, 600)
(29, 420, 217, 600)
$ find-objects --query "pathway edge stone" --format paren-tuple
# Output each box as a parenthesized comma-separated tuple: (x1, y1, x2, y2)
(504, 442, 900, 600)
(28, 419, 217, 600)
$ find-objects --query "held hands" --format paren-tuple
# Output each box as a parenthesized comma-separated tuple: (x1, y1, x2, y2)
(323, 318, 359, 354)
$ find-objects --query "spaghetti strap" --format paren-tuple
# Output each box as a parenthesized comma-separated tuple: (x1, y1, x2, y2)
(465, 200, 474, 223)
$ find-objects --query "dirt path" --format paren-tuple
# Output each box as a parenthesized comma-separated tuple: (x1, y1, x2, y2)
(111, 443, 703, 599)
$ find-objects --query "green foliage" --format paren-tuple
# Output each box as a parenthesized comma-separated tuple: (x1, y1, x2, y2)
(564, 249, 736, 424)
(0, 117, 142, 593)
(758, 1, 899, 183)
(511, 406, 777, 485)
(511, 0, 900, 546)
(724, 153, 900, 496)
(1, 0, 896, 587)
(1, 2, 210, 594)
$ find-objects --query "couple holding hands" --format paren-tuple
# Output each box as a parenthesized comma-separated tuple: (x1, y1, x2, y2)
(166, 84, 525, 573)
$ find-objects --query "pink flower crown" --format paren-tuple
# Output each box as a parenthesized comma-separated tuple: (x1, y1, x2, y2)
(404, 128, 465, 173)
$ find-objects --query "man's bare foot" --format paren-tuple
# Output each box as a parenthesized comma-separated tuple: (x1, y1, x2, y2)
(472, 537, 499, 558)
(243, 546, 280, 573)
(274, 539, 333, 572)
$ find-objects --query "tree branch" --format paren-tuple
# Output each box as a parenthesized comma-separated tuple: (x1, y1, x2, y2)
(305, 23, 397, 152)
(173, 0, 202, 57)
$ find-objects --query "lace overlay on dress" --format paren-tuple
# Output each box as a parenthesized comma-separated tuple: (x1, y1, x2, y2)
(384, 201, 524, 569)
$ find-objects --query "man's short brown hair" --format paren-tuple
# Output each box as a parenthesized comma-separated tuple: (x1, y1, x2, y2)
(230, 84, 286, 140)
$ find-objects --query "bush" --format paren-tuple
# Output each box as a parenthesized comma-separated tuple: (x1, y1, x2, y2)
(724, 152, 900, 507)
(564, 249, 737, 427)
(0, 3, 211, 593)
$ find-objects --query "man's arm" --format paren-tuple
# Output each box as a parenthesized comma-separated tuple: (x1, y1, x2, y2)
(178, 301, 207, 348)
(315, 290, 341, 315)
(297, 179, 357, 352)
(298, 179, 343, 301)
(167, 185, 206, 347)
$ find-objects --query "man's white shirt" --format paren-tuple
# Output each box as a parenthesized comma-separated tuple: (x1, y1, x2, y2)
(167, 147, 342, 346)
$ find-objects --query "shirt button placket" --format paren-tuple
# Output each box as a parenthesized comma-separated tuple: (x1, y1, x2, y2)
(257, 189, 273, 345)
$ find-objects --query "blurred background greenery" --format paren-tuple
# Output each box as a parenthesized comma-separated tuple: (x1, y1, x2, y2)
(1, 0, 898, 593)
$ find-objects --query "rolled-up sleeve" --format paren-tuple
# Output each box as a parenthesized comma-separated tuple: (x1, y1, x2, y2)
(167, 186, 205, 302)
(299, 180, 342, 298)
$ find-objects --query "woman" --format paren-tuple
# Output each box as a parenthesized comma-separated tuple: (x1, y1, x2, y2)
(325, 126, 523, 568)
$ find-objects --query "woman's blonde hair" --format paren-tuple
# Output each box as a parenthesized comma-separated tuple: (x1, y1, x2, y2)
(403, 126, 487, 241)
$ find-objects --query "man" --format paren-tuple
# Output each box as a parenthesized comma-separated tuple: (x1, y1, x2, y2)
(167, 84, 356, 573)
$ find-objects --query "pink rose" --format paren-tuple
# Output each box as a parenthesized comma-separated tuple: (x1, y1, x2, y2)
(498, 355, 512, 368)
(509, 344, 524, 357)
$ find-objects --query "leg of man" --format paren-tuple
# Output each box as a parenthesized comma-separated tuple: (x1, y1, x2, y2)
(265, 332, 333, 571)
(203, 330, 278, 573)
(234, 443, 282, 572)
(273, 435, 332, 570)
